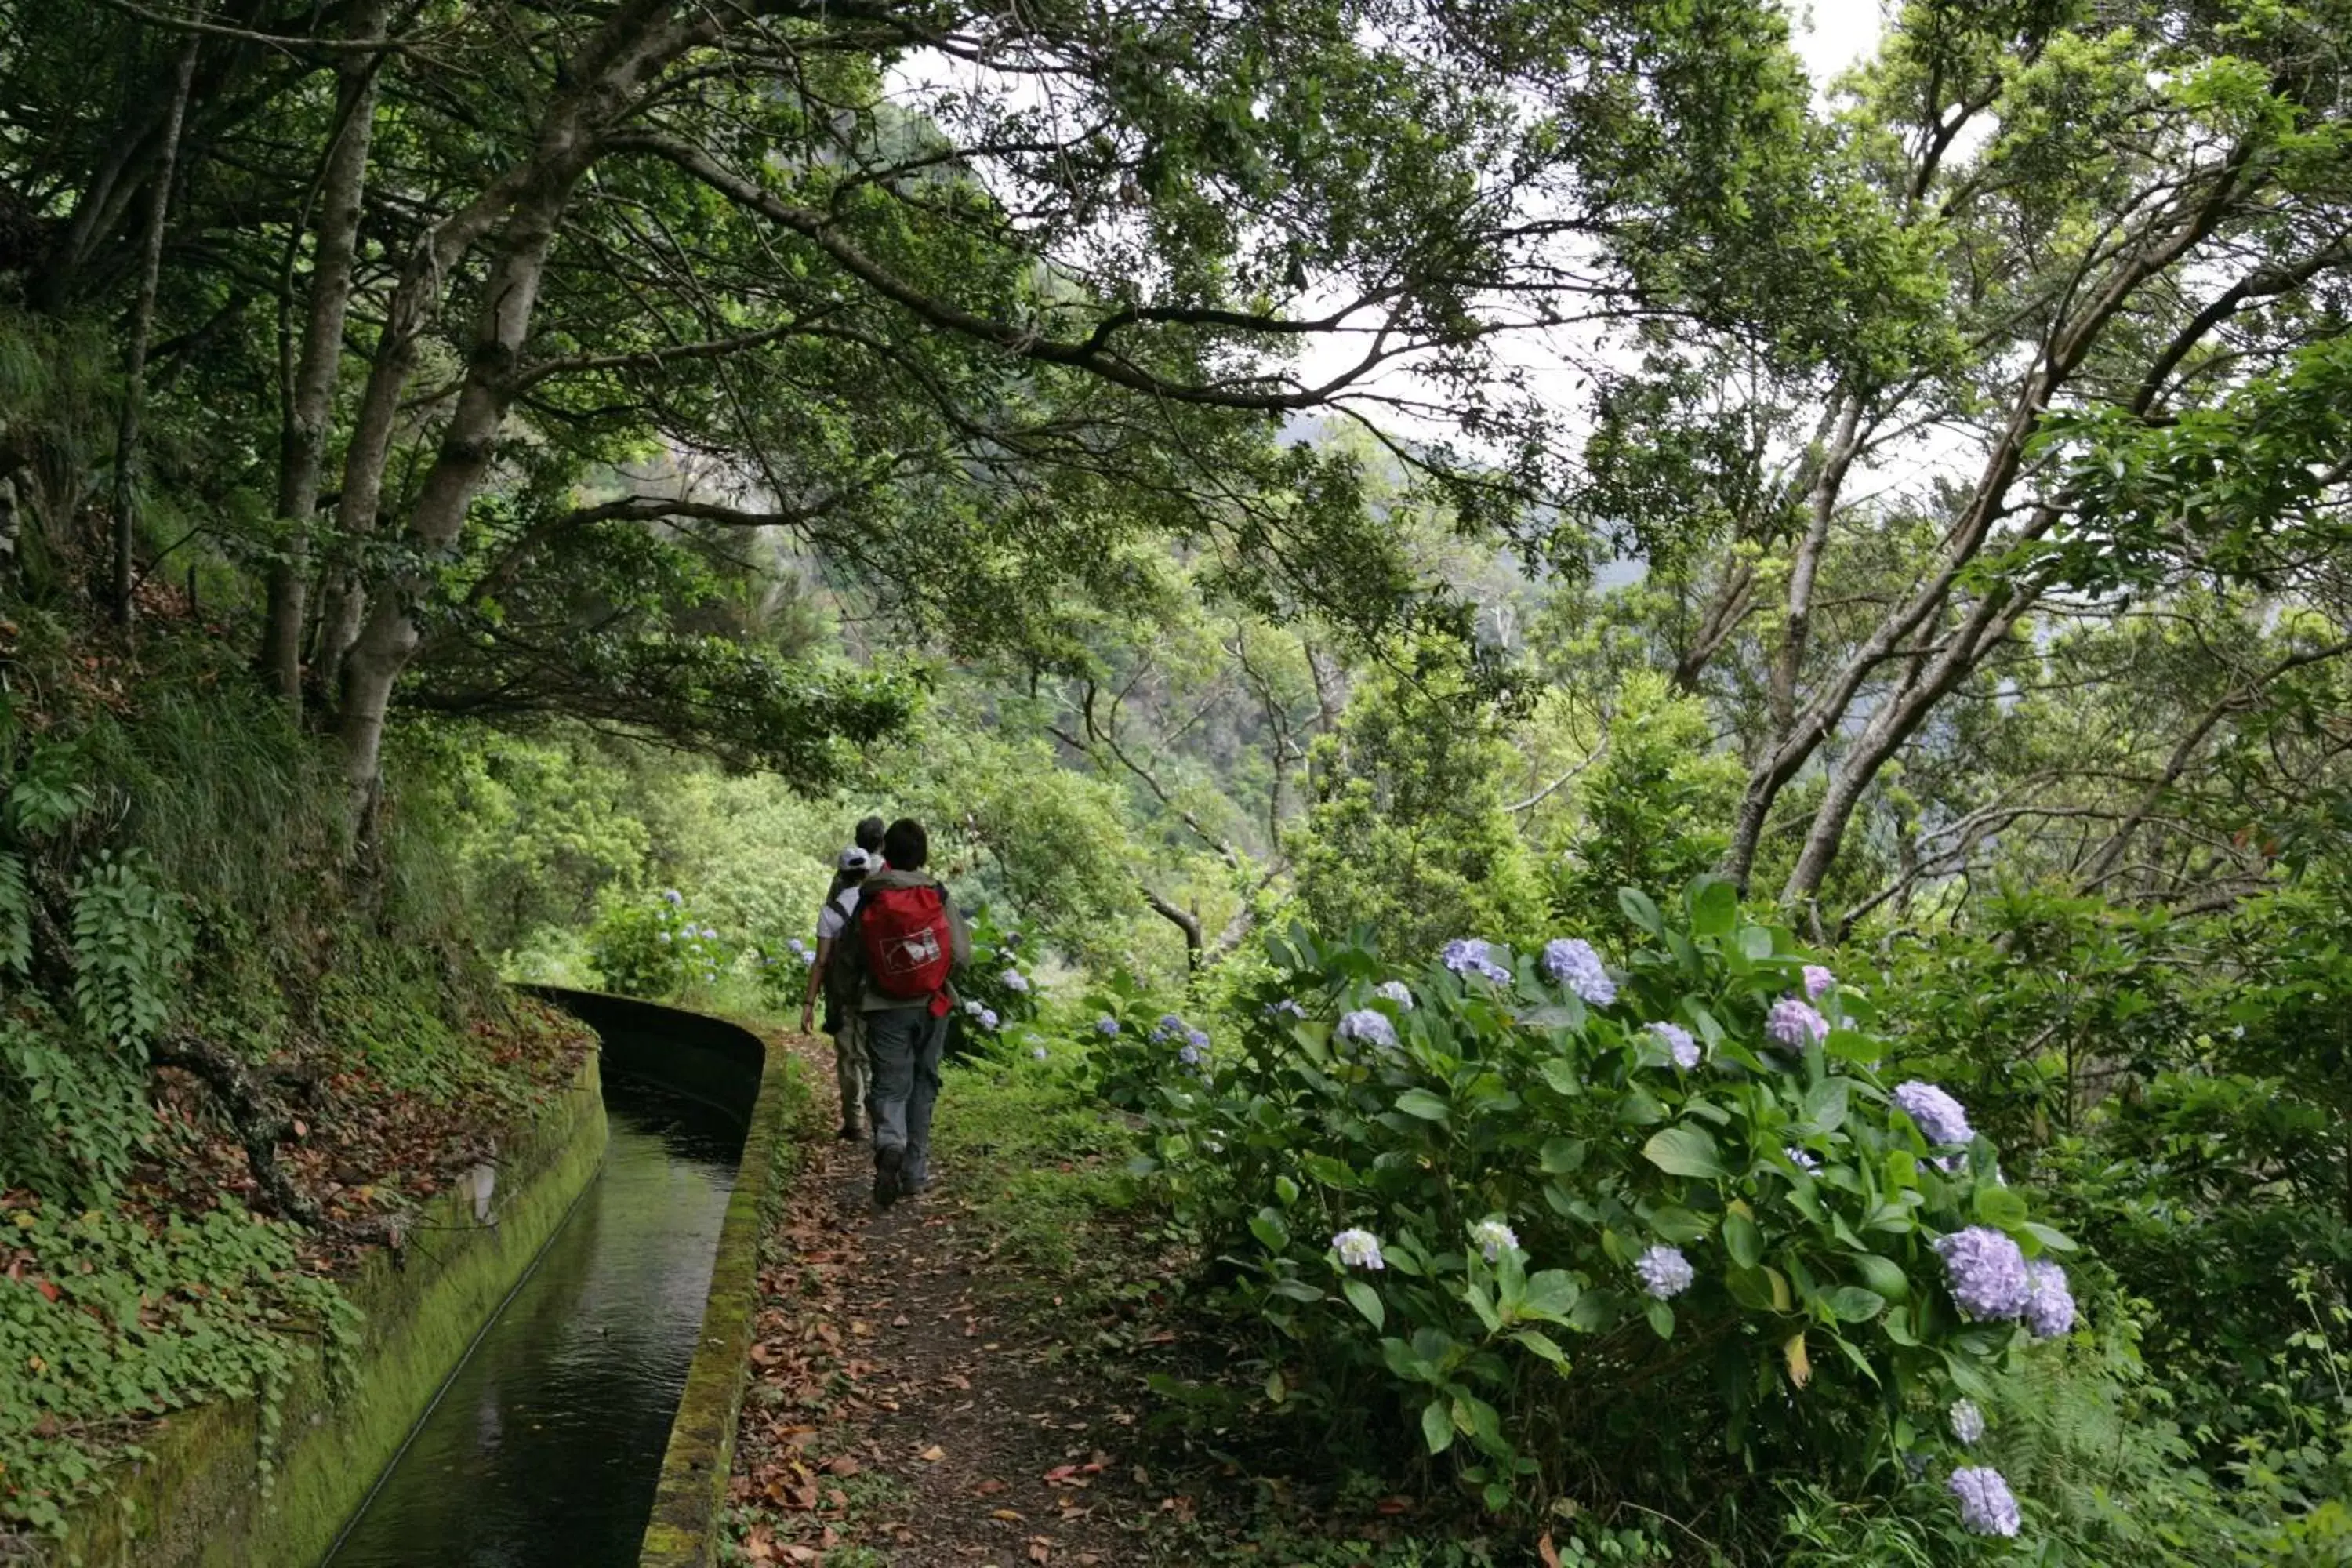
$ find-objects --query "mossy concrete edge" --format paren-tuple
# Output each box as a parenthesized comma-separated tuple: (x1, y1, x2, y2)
(51, 1047, 609, 1568)
(637, 1024, 805, 1568)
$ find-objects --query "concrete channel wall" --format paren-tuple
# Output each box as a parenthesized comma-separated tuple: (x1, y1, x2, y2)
(51, 990, 799, 1568)
(55, 1047, 611, 1568)
(520, 990, 805, 1568)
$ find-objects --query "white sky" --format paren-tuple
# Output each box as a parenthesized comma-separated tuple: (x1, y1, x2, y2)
(1791, 0, 1889, 89)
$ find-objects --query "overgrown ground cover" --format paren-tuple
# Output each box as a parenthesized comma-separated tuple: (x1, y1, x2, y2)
(0, 608, 593, 1544)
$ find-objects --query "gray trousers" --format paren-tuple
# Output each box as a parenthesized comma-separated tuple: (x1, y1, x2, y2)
(832, 1008, 870, 1127)
(864, 1004, 947, 1186)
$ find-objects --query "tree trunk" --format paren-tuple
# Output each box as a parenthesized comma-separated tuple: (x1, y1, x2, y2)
(107, 20, 203, 625)
(329, 2, 711, 824)
(1719, 156, 2253, 895)
(1781, 585, 2033, 912)
(1767, 395, 1863, 732)
(263, 0, 392, 711)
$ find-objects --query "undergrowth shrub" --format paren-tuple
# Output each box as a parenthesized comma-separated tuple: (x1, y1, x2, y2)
(1136, 877, 2082, 1544)
(588, 887, 732, 998)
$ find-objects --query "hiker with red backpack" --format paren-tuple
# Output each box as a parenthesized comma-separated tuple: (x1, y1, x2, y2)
(800, 844, 876, 1141)
(837, 818, 970, 1207)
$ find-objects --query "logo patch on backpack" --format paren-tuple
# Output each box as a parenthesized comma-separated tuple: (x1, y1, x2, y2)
(858, 882, 954, 1004)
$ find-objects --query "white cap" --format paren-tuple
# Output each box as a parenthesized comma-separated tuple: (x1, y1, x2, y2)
(837, 846, 873, 872)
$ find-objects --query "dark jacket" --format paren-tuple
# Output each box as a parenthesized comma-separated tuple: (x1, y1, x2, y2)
(846, 867, 972, 1012)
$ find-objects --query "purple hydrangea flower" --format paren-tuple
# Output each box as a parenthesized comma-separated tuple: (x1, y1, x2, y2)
(979, 1007, 1000, 1030)
(1784, 1145, 1820, 1173)
(1185, 1028, 1210, 1051)
(1263, 998, 1307, 1022)
(1151, 1012, 1189, 1044)
(1337, 1009, 1399, 1051)
(1949, 1399, 1985, 1445)
(1893, 1081, 1974, 1147)
(1332, 1228, 1385, 1270)
(1469, 1218, 1519, 1263)
(1933, 1226, 2030, 1320)
(1765, 996, 1829, 1049)
(1374, 980, 1414, 1010)
(1802, 964, 1835, 1001)
(662, 889, 683, 906)
(1634, 1243, 1694, 1300)
(2022, 1259, 2075, 1340)
(1649, 1022, 1700, 1069)
(1541, 938, 1617, 1005)
(787, 937, 808, 957)
(1029, 1042, 1049, 1061)
(1948, 1466, 2021, 1537)
(1440, 938, 1513, 983)
(1095, 1016, 1121, 1037)
(1002, 970, 1030, 993)
(1178, 1041, 1208, 1069)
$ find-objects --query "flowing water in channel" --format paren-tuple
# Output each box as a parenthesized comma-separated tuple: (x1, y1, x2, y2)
(322, 1072, 743, 1567)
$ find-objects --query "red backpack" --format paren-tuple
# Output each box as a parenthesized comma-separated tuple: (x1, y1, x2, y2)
(856, 880, 954, 1014)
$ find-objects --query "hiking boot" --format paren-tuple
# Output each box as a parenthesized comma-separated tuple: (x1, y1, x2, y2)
(873, 1145, 906, 1207)
(837, 1120, 866, 1142)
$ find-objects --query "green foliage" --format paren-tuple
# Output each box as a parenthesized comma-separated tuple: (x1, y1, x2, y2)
(0, 1195, 360, 1537)
(67, 850, 192, 1051)
(588, 889, 734, 1000)
(1290, 658, 1546, 960)
(1547, 674, 1744, 939)
(1132, 878, 2077, 1530)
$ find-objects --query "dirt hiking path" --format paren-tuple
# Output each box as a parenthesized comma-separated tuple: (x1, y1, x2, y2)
(728, 1040, 1171, 1568)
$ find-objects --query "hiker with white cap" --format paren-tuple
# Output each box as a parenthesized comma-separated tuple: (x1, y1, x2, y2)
(800, 844, 876, 1139)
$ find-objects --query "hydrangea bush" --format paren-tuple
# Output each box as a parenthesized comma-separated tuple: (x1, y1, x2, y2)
(588, 888, 731, 998)
(946, 905, 1039, 1054)
(1134, 877, 2079, 1530)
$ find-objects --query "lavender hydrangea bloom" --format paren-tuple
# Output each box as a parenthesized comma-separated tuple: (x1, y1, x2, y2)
(1178, 1041, 1208, 1069)
(1095, 1016, 1121, 1037)
(662, 888, 683, 906)
(1374, 980, 1414, 1009)
(1469, 1218, 1519, 1263)
(1948, 1466, 2022, 1537)
(1934, 1227, 2031, 1320)
(1337, 1009, 1400, 1051)
(1002, 970, 1030, 993)
(1802, 964, 1835, 1000)
(1440, 938, 1513, 983)
(1263, 998, 1307, 1022)
(1186, 1028, 1211, 1050)
(1332, 1229, 1385, 1270)
(1784, 1145, 1821, 1173)
(1634, 1243, 1695, 1300)
(1765, 996, 1830, 1049)
(979, 1007, 1000, 1030)
(787, 938, 808, 957)
(657, 931, 671, 943)
(1151, 1012, 1189, 1044)
(2022, 1259, 2076, 1340)
(1949, 1399, 1985, 1446)
(1649, 1022, 1700, 1069)
(1893, 1080, 1974, 1146)
(1541, 938, 1617, 1005)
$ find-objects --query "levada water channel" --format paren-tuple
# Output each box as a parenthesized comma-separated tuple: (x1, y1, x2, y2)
(321, 993, 757, 1567)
